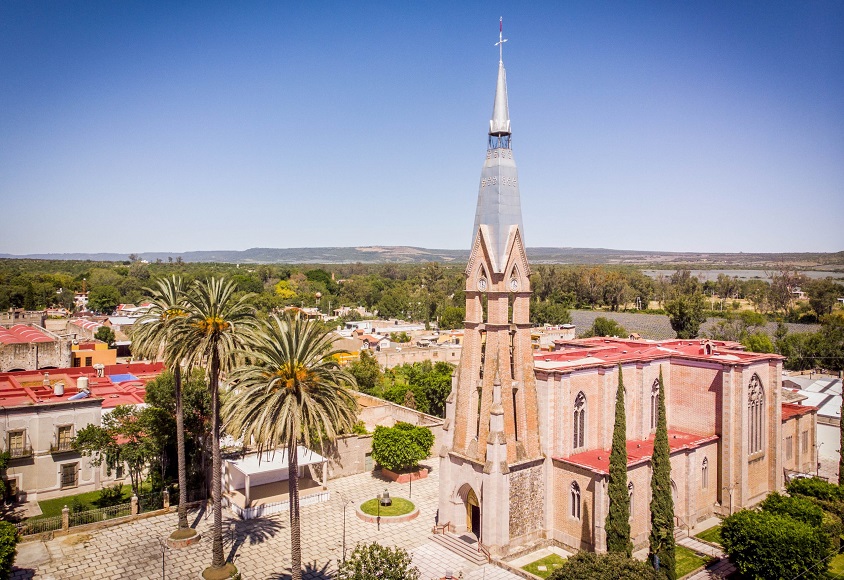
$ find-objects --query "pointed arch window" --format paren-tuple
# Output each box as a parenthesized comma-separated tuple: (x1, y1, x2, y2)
(701, 457, 709, 489)
(748, 374, 765, 454)
(570, 481, 581, 520)
(573, 391, 586, 450)
(650, 379, 660, 431)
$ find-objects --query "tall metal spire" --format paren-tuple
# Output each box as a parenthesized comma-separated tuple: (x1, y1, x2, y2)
(472, 17, 523, 273)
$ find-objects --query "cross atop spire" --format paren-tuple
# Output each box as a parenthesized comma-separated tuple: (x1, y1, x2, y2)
(495, 17, 508, 64)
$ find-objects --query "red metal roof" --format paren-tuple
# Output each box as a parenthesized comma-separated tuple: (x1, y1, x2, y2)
(781, 402, 818, 422)
(553, 430, 719, 475)
(0, 362, 165, 410)
(537, 337, 781, 372)
(0, 325, 54, 345)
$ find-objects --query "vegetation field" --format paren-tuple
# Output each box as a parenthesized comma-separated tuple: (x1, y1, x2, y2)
(34, 485, 132, 519)
(694, 524, 722, 545)
(521, 553, 566, 578)
(359, 497, 415, 517)
(675, 545, 713, 577)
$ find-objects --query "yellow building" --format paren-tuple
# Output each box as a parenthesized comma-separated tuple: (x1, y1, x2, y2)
(71, 340, 116, 368)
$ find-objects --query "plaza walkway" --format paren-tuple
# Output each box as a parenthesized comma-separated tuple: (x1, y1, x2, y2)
(12, 462, 519, 580)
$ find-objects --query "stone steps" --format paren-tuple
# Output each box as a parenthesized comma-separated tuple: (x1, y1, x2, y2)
(430, 533, 490, 566)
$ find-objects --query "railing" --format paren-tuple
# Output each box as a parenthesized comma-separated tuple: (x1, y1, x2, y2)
(50, 442, 74, 453)
(433, 522, 449, 534)
(68, 503, 132, 527)
(138, 491, 164, 513)
(15, 515, 63, 536)
(8, 445, 33, 459)
(478, 541, 491, 562)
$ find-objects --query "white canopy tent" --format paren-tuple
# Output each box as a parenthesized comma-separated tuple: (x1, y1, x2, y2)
(225, 446, 327, 507)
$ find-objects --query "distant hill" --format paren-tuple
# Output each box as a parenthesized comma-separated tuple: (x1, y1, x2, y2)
(1, 246, 842, 269)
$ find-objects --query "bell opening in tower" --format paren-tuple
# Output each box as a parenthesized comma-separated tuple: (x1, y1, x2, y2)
(488, 134, 511, 150)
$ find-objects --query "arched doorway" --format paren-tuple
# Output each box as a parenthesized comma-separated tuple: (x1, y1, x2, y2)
(466, 488, 480, 537)
(456, 483, 481, 537)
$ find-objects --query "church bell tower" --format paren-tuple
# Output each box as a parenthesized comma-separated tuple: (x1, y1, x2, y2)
(438, 20, 544, 555)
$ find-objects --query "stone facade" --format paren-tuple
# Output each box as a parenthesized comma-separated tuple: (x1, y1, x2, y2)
(0, 325, 71, 372)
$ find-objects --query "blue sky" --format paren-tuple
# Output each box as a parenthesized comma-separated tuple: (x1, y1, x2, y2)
(1, 1, 842, 255)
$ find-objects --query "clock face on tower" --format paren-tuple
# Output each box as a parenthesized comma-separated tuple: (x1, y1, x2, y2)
(477, 277, 488, 292)
(509, 277, 519, 292)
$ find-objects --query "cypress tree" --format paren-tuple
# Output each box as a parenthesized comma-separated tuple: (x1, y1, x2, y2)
(606, 363, 633, 555)
(649, 366, 676, 579)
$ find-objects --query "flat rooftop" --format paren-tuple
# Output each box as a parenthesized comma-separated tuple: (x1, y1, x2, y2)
(0, 362, 164, 409)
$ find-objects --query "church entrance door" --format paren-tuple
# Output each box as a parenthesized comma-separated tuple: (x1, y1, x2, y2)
(466, 488, 481, 537)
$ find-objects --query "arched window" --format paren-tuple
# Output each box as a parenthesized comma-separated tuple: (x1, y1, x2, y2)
(628, 481, 634, 519)
(570, 481, 581, 520)
(650, 379, 660, 431)
(573, 392, 586, 450)
(748, 374, 765, 454)
(701, 457, 709, 489)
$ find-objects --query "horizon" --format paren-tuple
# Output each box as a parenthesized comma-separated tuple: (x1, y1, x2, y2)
(1, 2, 842, 255)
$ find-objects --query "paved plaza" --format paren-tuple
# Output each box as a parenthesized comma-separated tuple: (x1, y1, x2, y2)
(12, 463, 520, 580)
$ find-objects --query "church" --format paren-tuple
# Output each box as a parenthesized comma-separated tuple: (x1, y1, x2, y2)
(436, 36, 818, 557)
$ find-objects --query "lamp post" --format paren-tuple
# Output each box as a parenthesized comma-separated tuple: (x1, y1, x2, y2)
(342, 499, 352, 562)
(816, 442, 824, 477)
(376, 493, 381, 531)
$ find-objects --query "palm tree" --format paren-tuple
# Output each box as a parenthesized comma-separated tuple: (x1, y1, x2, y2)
(173, 277, 257, 574)
(133, 276, 193, 534)
(224, 313, 359, 580)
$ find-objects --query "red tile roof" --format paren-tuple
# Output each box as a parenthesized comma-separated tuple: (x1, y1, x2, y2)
(781, 402, 818, 422)
(0, 325, 55, 345)
(553, 430, 719, 475)
(0, 362, 164, 410)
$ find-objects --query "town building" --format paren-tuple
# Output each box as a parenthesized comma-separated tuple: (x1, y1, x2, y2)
(0, 362, 164, 502)
(436, 41, 817, 557)
(0, 324, 72, 372)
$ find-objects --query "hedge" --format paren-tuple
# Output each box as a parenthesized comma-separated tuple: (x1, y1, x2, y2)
(547, 551, 658, 580)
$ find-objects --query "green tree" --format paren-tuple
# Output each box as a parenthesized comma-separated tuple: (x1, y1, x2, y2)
(530, 300, 572, 325)
(438, 306, 465, 330)
(606, 364, 632, 556)
(133, 276, 193, 533)
(171, 277, 256, 575)
(370, 422, 434, 473)
(648, 367, 675, 579)
(804, 278, 843, 317)
(337, 542, 420, 580)
(225, 313, 358, 580)
(664, 292, 706, 339)
(348, 350, 382, 392)
(548, 551, 657, 580)
(721, 509, 829, 580)
(88, 285, 121, 314)
(73, 405, 167, 496)
(582, 317, 628, 338)
(0, 520, 18, 580)
(741, 332, 774, 353)
(94, 326, 116, 347)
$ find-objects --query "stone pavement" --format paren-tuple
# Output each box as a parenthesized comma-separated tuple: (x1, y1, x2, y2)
(11, 462, 519, 580)
(678, 536, 735, 580)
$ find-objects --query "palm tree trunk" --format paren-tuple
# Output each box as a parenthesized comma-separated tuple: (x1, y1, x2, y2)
(175, 365, 189, 529)
(210, 352, 225, 569)
(288, 440, 302, 580)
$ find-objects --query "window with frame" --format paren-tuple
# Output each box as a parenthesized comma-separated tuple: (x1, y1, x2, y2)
(701, 457, 709, 489)
(650, 379, 660, 431)
(570, 481, 581, 520)
(7, 430, 26, 458)
(56, 425, 74, 452)
(801, 431, 809, 453)
(61, 463, 78, 489)
(573, 391, 586, 450)
(85, 356, 92, 367)
(72, 357, 81, 368)
(748, 374, 765, 454)
(786, 436, 793, 460)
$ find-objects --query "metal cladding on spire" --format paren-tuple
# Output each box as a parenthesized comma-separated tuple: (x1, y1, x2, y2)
(472, 25, 523, 274)
(489, 63, 511, 136)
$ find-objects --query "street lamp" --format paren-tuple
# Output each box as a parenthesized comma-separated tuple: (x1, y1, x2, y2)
(342, 499, 353, 561)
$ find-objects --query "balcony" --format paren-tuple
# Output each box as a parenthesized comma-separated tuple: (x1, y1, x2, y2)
(7, 445, 33, 459)
(50, 441, 75, 454)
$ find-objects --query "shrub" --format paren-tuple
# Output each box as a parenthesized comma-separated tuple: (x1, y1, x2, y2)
(760, 492, 824, 527)
(721, 509, 830, 580)
(0, 521, 17, 580)
(547, 551, 658, 580)
(95, 483, 126, 508)
(370, 422, 434, 473)
(787, 477, 844, 502)
(69, 497, 86, 514)
(337, 542, 420, 580)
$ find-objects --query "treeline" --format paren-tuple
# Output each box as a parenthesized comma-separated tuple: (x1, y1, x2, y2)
(1, 259, 841, 332)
